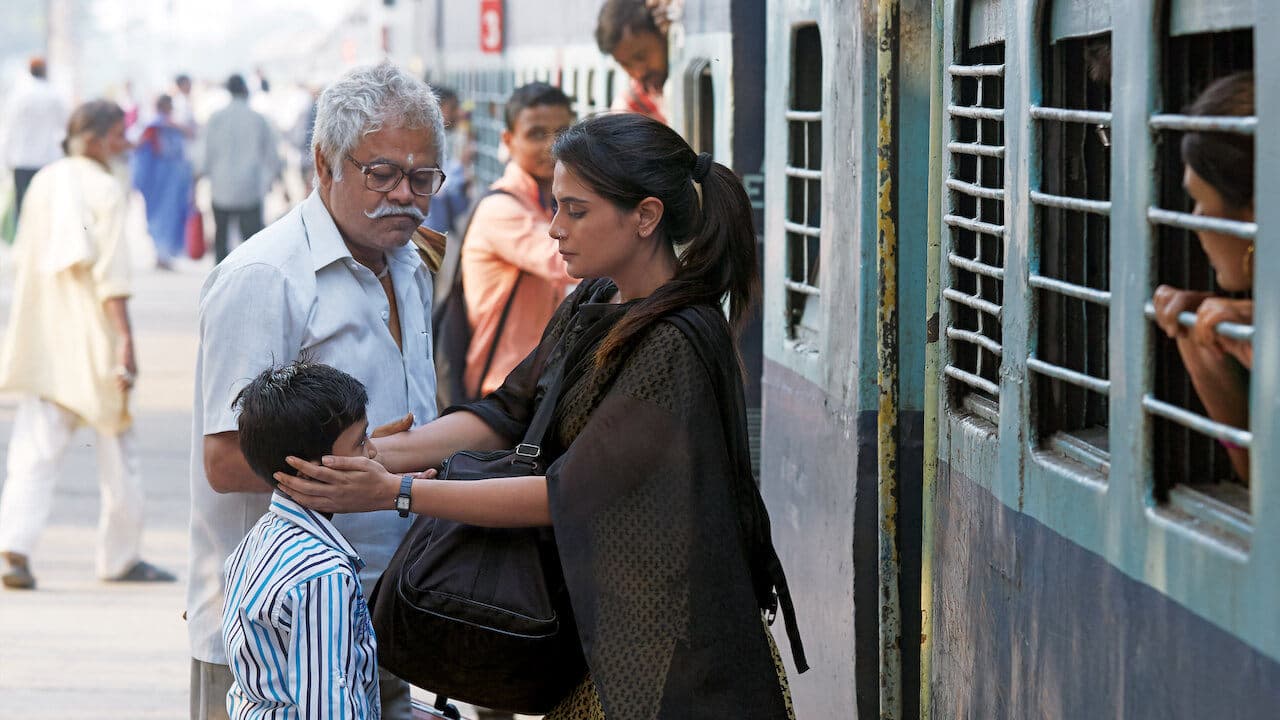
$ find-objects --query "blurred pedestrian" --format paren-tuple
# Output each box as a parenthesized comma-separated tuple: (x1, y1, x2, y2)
(172, 73, 197, 138)
(459, 82, 575, 399)
(203, 73, 281, 262)
(187, 61, 442, 720)
(0, 56, 69, 222)
(423, 85, 473, 236)
(291, 85, 321, 190)
(132, 94, 194, 269)
(0, 100, 175, 591)
(596, 0, 669, 123)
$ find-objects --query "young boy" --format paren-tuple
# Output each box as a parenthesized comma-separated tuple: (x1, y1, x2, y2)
(460, 82, 576, 399)
(221, 361, 381, 719)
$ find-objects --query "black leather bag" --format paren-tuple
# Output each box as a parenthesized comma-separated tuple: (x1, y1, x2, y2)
(368, 358, 585, 714)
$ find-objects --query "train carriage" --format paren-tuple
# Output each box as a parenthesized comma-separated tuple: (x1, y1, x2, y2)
(394, 0, 1278, 716)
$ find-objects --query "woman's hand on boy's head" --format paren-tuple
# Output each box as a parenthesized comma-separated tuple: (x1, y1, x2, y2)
(275, 455, 401, 514)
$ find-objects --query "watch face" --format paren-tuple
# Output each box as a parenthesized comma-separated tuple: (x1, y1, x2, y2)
(396, 496, 410, 510)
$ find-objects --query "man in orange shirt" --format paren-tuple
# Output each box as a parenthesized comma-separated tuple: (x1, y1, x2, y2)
(461, 83, 576, 397)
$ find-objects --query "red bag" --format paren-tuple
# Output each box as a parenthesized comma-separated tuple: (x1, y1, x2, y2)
(185, 206, 205, 260)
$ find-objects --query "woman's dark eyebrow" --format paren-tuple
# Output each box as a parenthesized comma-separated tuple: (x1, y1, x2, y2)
(557, 196, 590, 205)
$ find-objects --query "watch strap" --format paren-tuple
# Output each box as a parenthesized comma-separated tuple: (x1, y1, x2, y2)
(396, 474, 414, 517)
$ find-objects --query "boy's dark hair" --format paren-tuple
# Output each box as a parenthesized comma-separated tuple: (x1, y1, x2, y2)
(504, 82, 572, 130)
(595, 0, 659, 55)
(233, 361, 368, 488)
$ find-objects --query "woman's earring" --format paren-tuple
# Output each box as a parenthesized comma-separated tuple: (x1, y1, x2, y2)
(1243, 243, 1256, 278)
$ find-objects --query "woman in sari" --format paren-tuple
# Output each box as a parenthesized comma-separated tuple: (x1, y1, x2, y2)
(278, 112, 806, 718)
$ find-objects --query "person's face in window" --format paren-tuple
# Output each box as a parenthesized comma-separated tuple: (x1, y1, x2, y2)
(549, 161, 664, 281)
(317, 124, 437, 257)
(1184, 165, 1255, 292)
(612, 26, 668, 94)
(503, 104, 574, 184)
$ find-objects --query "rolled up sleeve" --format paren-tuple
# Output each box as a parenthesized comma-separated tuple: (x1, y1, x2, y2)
(198, 263, 303, 436)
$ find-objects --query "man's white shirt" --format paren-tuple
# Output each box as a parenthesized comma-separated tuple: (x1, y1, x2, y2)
(187, 190, 437, 664)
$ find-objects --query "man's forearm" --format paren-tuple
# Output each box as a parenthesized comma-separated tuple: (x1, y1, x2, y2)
(205, 431, 273, 494)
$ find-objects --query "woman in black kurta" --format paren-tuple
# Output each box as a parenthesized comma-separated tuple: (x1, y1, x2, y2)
(278, 113, 807, 719)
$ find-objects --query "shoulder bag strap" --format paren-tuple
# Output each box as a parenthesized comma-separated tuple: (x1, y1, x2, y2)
(472, 270, 525, 398)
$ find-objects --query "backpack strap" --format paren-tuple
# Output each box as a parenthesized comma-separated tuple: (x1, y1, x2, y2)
(472, 269, 525, 398)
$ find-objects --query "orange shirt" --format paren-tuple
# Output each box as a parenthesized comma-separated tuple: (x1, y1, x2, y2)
(461, 162, 575, 396)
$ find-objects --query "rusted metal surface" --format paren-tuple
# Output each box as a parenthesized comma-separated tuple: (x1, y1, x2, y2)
(877, 0, 902, 717)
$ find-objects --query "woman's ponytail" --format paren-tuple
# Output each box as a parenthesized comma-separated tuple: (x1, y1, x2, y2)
(554, 114, 760, 367)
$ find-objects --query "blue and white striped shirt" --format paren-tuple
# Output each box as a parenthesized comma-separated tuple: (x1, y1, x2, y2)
(222, 492, 381, 719)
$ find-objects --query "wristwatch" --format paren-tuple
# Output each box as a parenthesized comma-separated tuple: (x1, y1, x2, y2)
(396, 475, 414, 518)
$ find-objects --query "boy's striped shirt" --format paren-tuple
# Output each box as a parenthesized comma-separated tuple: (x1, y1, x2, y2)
(222, 491, 380, 719)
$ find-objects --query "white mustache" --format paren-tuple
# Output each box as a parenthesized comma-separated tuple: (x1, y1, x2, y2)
(364, 204, 426, 223)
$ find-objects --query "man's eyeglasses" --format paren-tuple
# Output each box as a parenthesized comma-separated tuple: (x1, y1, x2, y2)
(345, 155, 446, 196)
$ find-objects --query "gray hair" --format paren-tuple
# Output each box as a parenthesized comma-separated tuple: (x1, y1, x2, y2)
(311, 61, 445, 182)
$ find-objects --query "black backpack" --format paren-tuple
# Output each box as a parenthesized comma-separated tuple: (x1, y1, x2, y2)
(432, 189, 524, 409)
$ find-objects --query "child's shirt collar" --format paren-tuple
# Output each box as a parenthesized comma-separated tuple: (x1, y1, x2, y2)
(268, 490, 364, 571)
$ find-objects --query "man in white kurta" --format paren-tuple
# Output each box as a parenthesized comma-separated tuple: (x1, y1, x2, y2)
(0, 146, 169, 588)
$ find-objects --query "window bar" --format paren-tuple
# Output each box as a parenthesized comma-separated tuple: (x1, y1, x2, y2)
(784, 279, 822, 296)
(1141, 302, 1254, 343)
(946, 327, 1003, 357)
(943, 288, 1002, 318)
(945, 365, 1000, 396)
(1027, 275, 1111, 306)
(947, 104, 1005, 121)
(1029, 191, 1111, 216)
(785, 109, 823, 123)
(1149, 114, 1256, 134)
(1148, 208, 1256, 240)
(947, 63, 1004, 77)
(1142, 395, 1252, 449)
(785, 166, 823, 181)
(947, 141, 1006, 158)
(784, 220, 822, 238)
(944, 214, 1004, 237)
(1029, 106, 1112, 125)
(975, 69, 993, 389)
(945, 178, 1005, 201)
(1026, 357, 1110, 395)
(948, 253, 1004, 280)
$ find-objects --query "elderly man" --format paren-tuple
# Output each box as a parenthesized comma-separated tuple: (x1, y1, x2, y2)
(186, 62, 442, 720)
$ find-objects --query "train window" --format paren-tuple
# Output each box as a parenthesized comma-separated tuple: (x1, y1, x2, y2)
(943, 38, 1006, 424)
(471, 69, 513, 190)
(586, 69, 597, 110)
(568, 68, 581, 114)
(1029, 30, 1113, 474)
(684, 59, 715, 156)
(1148, 24, 1254, 511)
(605, 69, 617, 108)
(784, 24, 823, 345)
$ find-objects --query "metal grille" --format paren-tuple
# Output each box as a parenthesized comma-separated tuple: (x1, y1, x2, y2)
(784, 24, 823, 343)
(1149, 29, 1253, 497)
(944, 43, 1006, 420)
(453, 68, 513, 191)
(1029, 34, 1112, 472)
